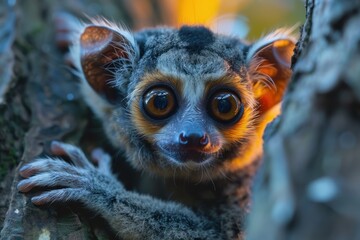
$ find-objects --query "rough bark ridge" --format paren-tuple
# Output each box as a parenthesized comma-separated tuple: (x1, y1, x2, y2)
(0, 0, 129, 239)
(1, 0, 360, 239)
(247, 1, 360, 239)
(0, 1, 89, 238)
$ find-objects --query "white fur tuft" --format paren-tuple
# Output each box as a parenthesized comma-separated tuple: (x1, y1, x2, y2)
(67, 17, 138, 119)
(246, 26, 298, 63)
(68, 17, 138, 78)
(88, 17, 137, 49)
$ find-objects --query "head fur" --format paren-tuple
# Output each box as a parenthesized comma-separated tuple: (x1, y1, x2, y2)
(69, 19, 296, 181)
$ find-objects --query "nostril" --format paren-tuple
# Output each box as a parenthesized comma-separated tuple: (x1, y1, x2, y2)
(179, 132, 209, 148)
(179, 132, 188, 145)
(199, 134, 209, 146)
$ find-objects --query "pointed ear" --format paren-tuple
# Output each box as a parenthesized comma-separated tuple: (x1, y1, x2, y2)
(80, 24, 138, 104)
(247, 30, 296, 113)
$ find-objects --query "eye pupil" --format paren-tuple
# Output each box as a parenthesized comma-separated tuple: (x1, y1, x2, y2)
(217, 96, 231, 113)
(208, 90, 243, 124)
(142, 86, 177, 120)
(154, 94, 168, 110)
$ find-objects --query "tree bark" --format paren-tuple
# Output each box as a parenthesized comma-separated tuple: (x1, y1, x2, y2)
(247, 1, 360, 240)
(1, 0, 360, 239)
(0, 0, 129, 239)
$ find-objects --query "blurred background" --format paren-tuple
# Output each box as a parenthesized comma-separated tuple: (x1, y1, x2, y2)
(72, 0, 305, 40)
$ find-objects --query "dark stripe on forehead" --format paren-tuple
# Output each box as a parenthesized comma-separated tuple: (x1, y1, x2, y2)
(178, 26, 215, 53)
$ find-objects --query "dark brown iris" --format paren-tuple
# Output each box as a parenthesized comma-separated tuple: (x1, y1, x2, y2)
(143, 87, 177, 120)
(208, 91, 243, 124)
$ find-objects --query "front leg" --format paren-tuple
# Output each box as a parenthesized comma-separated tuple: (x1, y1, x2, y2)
(18, 142, 222, 240)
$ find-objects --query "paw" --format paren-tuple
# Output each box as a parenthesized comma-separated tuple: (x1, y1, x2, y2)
(17, 141, 122, 206)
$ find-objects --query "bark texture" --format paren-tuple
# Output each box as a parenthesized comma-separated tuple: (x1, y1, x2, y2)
(247, 1, 360, 240)
(0, 0, 130, 239)
(1, 0, 360, 239)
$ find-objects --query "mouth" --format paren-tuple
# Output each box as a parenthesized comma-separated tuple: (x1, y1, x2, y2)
(156, 144, 217, 166)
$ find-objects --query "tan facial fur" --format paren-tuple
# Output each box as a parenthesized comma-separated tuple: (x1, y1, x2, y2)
(131, 68, 258, 157)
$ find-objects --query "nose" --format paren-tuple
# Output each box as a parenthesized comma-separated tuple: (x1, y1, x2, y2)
(179, 131, 209, 149)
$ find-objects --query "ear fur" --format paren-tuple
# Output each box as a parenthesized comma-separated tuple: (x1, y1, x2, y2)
(247, 28, 296, 113)
(70, 18, 139, 104)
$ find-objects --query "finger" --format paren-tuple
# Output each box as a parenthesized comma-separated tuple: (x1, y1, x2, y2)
(50, 141, 94, 169)
(19, 158, 82, 178)
(17, 172, 88, 193)
(31, 188, 89, 206)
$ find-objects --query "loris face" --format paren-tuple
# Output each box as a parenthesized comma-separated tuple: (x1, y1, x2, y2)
(132, 72, 254, 166)
(72, 21, 295, 179)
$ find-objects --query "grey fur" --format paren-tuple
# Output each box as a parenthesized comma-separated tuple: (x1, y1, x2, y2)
(98, 27, 254, 177)
(18, 142, 256, 239)
(18, 20, 295, 240)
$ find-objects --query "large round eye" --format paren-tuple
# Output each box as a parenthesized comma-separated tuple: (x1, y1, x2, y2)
(208, 91, 244, 124)
(142, 86, 177, 120)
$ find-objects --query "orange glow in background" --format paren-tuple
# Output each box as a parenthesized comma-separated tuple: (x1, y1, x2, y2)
(177, 0, 221, 26)
(127, 0, 304, 39)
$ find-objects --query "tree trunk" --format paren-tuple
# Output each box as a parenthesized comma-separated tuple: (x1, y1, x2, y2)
(247, 1, 360, 240)
(1, 0, 360, 239)
(0, 0, 130, 239)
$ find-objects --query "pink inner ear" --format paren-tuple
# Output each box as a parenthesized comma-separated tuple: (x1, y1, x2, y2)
(272, 40, 295, 68)
(249, 39, 295, 113)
